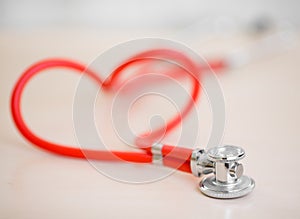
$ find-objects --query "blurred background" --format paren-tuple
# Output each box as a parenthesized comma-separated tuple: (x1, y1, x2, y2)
(1, 0, 299, 70)
(0, 0, 299, 31)
(1, 1, 300, 218)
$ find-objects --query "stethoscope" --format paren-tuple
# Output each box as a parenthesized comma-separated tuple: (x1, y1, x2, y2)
(10, 25, 295, 199)
(10, 45, 256, 199)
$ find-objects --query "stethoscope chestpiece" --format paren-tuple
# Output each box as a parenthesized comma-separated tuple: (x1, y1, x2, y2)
(191, 145, 255, 199)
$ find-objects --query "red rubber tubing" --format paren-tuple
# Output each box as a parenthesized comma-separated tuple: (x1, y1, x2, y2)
(10, 58, 154, 162)
(10, 52, 226, 173)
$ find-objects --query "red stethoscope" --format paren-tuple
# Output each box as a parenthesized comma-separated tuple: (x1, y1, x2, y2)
(11, 45, 255, 199)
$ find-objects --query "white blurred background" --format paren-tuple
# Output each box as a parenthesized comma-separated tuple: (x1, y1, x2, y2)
(0, 0, 299, 32)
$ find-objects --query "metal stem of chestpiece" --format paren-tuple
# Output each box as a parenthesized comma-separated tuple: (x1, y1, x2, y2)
(190, 145, 255, 199)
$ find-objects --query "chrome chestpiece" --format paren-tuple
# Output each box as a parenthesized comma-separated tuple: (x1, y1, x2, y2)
(191, 145, 255, 199)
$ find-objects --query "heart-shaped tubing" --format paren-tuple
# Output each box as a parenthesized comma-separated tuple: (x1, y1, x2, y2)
(10, 50, 226, 173)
